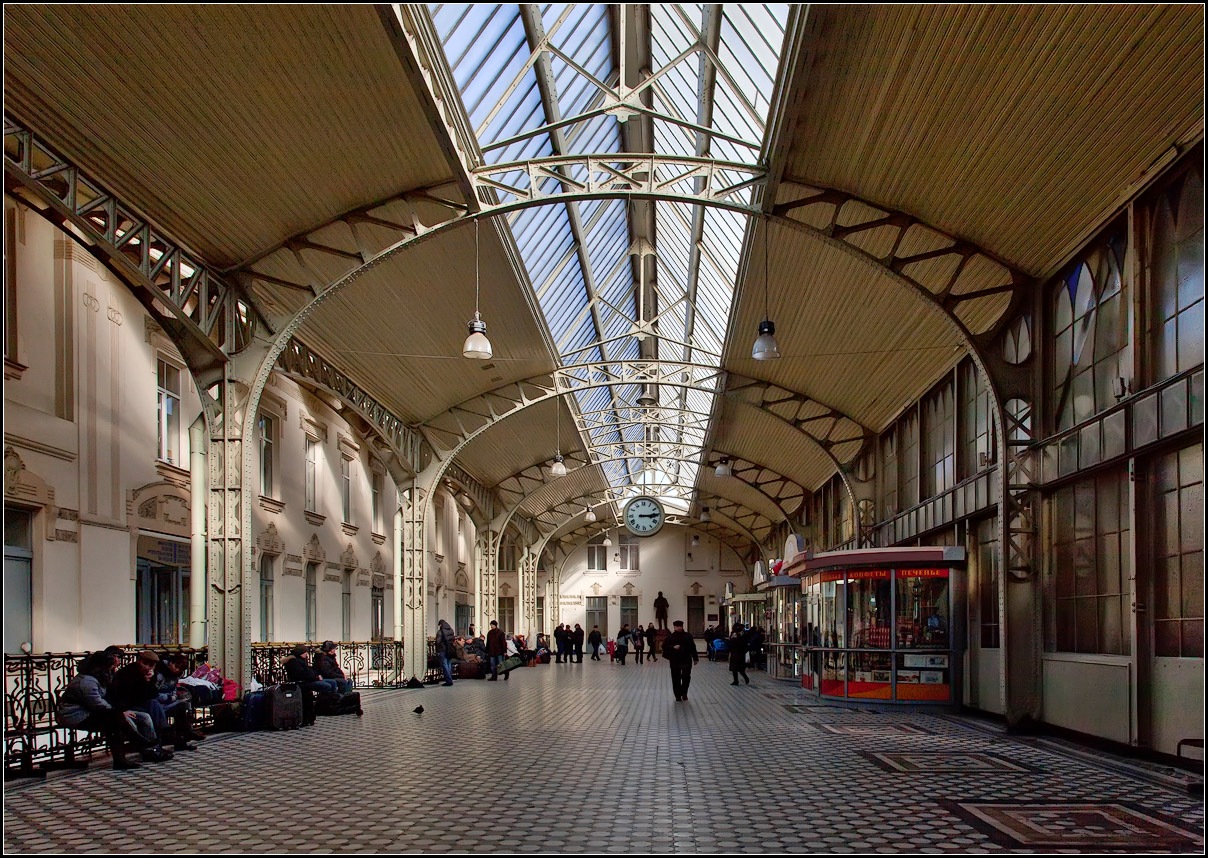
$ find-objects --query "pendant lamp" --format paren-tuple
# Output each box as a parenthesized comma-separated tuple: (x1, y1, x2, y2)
(462, 219, 493, 359)
(751, 220, 780, 360)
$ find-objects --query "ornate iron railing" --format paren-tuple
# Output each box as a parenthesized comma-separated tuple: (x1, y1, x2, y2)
(250, 641, 409, 688)
(4, 646, 210, 778)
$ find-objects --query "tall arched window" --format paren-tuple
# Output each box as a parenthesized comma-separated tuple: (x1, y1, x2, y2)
(1146, 156, 1204, 383)
(305, 562, 318, 642)
(1051, 228, 1130, 432)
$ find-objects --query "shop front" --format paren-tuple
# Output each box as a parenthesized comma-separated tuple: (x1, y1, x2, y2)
(795, 547, 965, 706)
(726, 591, 766, 634)
(759, 575, 803, 682)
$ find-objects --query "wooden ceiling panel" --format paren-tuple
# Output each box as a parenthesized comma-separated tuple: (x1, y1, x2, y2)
(3, 5, 459, 268)
(787, 4, 1204, 276)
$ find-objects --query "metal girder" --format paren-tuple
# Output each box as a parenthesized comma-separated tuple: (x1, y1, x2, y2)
(3, 116, 264, 381)
(276, 338, 424, 473)
(724, 373, 876, 465)
(441, 461, 498, 528)
(774, 179, 1033, 341)
(494, 450, 792, 536)
(422, 360, 725, 458)
(472, 154, 765, 213)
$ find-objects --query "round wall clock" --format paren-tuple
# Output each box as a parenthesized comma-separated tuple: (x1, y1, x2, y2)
(622, 496, 665, 537)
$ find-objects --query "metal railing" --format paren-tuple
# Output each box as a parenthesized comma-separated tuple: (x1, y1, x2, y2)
(250, 641, 410, 688)
(4, 645, 211, 778)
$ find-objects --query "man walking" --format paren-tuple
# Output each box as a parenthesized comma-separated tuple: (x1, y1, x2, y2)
(486, 620, 508, 681)
(661, 620, 698, 702)
(587, 625, 603, 660)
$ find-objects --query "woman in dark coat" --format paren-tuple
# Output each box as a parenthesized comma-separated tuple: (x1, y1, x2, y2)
(728, 622, 750, 685)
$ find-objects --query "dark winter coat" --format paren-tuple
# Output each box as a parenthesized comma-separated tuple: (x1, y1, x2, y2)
(313, 651, 347, 681)
(587, 629, 603, 648)
(283, 654, 324, 683)
(661, 630, 698, 664)
(728, 628, 749, 671)
(436, 620, 457, 656)
(486, 627, 507, 657)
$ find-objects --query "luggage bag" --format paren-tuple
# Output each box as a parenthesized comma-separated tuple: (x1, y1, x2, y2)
(316, 690, 363, 717)
(266, 682, 304, 730)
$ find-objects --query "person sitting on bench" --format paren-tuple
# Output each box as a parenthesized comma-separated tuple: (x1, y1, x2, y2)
(282, 645, 340, 695)
(313, 641, 353, 694)
(56, 651, 159, 769)
(109, 650, 192, 756)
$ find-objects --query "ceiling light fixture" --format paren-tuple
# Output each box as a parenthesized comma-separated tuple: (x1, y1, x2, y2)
(751, 219, 781, 360)
(602, 530, 613, 548)
(715, 458, 732, 477)
(550, 401, 567, 477)
(462, 218, 493, 359)
(700, 506, 711, 523)
(584, 505, 596, 523)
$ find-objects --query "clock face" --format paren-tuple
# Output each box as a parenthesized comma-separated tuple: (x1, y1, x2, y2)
(623, 496, 665, 537)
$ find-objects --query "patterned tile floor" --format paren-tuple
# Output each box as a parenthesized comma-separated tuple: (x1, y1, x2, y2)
(4, 658, 1203, 853)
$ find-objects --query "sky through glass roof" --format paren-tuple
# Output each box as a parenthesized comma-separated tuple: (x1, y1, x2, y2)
(428, 3, 788, 515)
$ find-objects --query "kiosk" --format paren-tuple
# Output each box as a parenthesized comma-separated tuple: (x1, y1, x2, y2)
(793, 547, 965, 706)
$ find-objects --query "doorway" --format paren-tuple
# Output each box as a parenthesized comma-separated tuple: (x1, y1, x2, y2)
(687, 596, 704, 635)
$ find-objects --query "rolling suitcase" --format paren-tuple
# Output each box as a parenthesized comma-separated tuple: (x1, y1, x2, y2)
(239, 690, 270, 731)
(266, 683, 304, 730)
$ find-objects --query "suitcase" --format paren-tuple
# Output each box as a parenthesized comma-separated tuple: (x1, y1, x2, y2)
(265, 683, 304, 730)
(499, 655, 524, 673)
(316, 690, 362, 717)
(239, 690, 270, 732)
(456, 660, 484, 679)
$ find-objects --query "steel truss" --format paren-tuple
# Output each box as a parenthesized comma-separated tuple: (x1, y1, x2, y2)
(3, 116, 262, 380)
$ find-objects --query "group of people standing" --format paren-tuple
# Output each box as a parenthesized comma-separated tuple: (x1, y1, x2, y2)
(609, 622, 660, 665)
(553, 623, 585, 663)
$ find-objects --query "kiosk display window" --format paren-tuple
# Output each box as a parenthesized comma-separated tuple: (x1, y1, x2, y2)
(795, 551, 962, 706)
(846, 569, 892, 699)
(802, 576, 821, 691)
(820, 573, 845, 648)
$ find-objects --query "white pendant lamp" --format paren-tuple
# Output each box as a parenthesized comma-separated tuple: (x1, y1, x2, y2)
(751, 220, 781, 361)
(462, 219, 493, 359)
(549, 404, 567, 477)
(715, 458, 732, 477)
(584, 505, 597, 523)
(700, 506, 711, 523)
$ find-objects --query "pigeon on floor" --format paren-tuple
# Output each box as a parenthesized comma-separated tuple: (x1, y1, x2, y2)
(413, 705, 424, 714)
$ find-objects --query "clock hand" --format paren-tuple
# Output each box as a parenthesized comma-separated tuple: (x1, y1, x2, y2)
(637, 513, 658, 518)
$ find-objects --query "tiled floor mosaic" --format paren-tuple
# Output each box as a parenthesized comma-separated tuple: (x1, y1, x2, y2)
(3, 658, 1203, 853)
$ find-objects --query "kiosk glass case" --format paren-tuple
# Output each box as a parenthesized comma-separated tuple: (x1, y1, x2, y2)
(798, 549, 962, 705)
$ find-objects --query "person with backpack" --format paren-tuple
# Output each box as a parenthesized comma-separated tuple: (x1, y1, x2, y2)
(434, 619, 457, 685)
(632, 623, 646, 664)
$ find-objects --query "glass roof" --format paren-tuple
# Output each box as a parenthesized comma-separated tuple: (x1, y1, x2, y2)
(428, 3, 789, 511)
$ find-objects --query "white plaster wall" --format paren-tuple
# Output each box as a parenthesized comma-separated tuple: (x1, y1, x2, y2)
(249, 374, 398, 644)
(76, 523, 137, 649)
(555, 527, 745, 635)
(6, 205, 398, 652)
